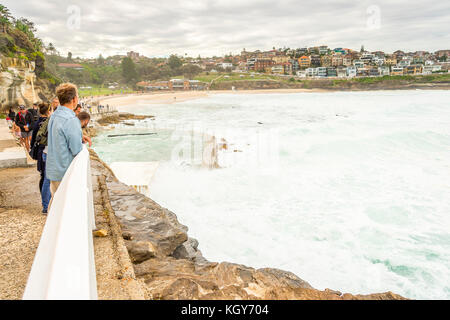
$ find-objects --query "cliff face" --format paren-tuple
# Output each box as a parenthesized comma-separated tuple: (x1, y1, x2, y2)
(0, 56, 52, 111)
(89, 150, 406, 300)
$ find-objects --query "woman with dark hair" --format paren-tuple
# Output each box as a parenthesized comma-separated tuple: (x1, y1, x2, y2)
(7, 107, 15, 128)
(74, 103, 82, 116)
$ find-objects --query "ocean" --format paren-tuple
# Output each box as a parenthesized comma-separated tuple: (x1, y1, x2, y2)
(93, 90, 450, 299)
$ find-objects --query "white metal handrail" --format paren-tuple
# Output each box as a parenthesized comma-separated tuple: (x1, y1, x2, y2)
(23, 145, 97, 300)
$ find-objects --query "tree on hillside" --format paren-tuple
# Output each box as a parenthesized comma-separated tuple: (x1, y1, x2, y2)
(121, 57, 138, 84)
(168, 54, 182, 70)
(67, 51, 72, 61)
(180, 64, 202, 79)
(0, 5, 13, 33)
(47, 42, 57, 55)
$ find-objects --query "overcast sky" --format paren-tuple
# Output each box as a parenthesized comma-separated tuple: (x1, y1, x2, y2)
(3, 0, 450, 58)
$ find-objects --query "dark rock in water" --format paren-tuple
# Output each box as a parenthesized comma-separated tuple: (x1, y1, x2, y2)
(257, 122, 263, 124)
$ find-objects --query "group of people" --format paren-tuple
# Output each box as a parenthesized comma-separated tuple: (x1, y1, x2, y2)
(78, 100, 112, 115)
(6, 83, 92, 214)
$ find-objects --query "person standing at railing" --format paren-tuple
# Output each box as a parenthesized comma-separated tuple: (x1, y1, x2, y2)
(77, 111, 92, 147)
(46, 83, 87, 198)
(30, 103, 53, 214)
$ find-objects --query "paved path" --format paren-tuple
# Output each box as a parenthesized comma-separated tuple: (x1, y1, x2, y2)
(0, 119, 28, 168)
(0, 166, 45, 299)
(0, 157, 144, 299)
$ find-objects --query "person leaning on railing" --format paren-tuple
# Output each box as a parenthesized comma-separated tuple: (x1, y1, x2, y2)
(46, 83, 90, 202)
(29, 103, 53, 214)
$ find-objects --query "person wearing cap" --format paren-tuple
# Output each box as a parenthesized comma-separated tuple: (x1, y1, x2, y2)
(15, 105, 33, 151)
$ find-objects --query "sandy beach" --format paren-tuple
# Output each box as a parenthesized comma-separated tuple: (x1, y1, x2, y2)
(99, 88, 326, 109)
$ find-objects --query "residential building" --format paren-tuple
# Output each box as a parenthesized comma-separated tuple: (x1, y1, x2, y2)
(361, 52, 375, 63)
(217, 62, 233, 70)
(57, 63, 84, 70)
(368, 67, 380, 77)
(379, 66, 390, 76)
(321, 55, 332, 67)
(310, 55, 321, 66)
(422, 64, 442, 74)
(272, 55, 290, 64)
(398, 57, 412, 67)
(306, 67, 318, 77)
(333, 48, 347, 54)
(435, 50, 450, 58)
(356, 68, 369, 77)
(290, 59, 300, 73)
(385, 56, 397, 65)
(283, 62, 293, 74)
(390, 66, 404, 75)
(346, 66, 357, 78)
(127, 51, 140, 60)
(255, 59, 274, 72)
(373, 57, 385, 65)
(169, 78, 185, 89)
(404, 64, 422, 75)
(317, 67, 327, 77)
(298, 55, 311, 68)
(393, 50, 405, 60)
(319, 45, 329, 55)
(247, 58, 257, 70)
(336, 66, 347, 77)
(297, 47, 308, 55)
(372, 51, 385, 58)
(331, 55, 343, 66)
(412, 56, 424, 64)
(296, 70, 307, 77)
(308, 47, 319, 54)
(353, 60, 365, 69)
(327, 67, 337, 77)
(271, 64, 284, 74)
(343, 55, 353, 66)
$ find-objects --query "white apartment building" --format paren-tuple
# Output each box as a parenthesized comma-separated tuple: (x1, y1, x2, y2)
(306, 67, 318, 77)
(346, 66, 357, 77)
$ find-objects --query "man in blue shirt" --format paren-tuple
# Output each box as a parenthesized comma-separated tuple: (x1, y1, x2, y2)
(46, 83, 83, 196)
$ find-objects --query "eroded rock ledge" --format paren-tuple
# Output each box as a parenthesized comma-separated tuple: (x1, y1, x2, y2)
(89, 150, 406, 300)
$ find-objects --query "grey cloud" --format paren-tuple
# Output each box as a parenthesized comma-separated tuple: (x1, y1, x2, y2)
(2, 0, 449, 58)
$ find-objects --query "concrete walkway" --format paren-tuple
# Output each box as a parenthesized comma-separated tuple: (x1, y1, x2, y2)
(0, 166, 45, 299)
(0, 119, 28, 168)
(0, 153, 144, 300)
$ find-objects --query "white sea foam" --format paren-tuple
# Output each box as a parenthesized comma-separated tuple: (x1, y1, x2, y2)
(94, 90, 450, 299)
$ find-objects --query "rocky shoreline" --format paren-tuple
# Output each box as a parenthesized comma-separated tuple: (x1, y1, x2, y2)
(89, 145, 406, 300)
